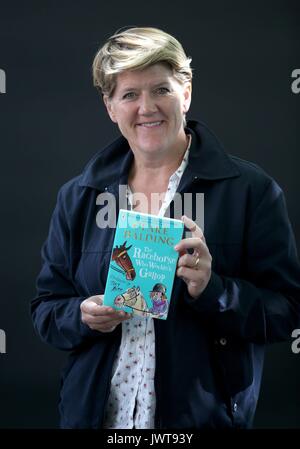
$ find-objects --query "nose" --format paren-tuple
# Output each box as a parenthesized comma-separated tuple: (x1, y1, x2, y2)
(138, 92, 158, 115)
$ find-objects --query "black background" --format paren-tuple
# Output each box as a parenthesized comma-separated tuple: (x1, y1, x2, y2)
(0, 0, 299, 428)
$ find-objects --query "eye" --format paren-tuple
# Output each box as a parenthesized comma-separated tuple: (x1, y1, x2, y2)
(155, 87, 170, 95)
(122, 92, 137, 100)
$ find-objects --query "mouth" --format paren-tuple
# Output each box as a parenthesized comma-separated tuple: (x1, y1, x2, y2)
(137, 120, 163, 128)
(126, 271, 136, 280)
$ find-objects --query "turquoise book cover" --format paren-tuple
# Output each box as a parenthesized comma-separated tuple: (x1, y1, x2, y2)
(103, 209, 184, 320)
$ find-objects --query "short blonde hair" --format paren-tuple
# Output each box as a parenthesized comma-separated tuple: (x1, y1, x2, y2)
(92, 27, 193, 97)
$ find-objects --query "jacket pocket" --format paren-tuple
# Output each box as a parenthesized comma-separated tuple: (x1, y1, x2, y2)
(213, 337, 255, 426)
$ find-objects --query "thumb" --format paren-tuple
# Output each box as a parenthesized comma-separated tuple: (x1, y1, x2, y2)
(94, 294, 104, 305)
(86, 295, 104, 307)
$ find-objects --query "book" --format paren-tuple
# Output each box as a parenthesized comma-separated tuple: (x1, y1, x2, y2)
(103, 209, 184, 320)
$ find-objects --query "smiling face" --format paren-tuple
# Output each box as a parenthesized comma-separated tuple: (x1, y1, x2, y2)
(103, 63, 192, 159)
(150, 291, 166, 302)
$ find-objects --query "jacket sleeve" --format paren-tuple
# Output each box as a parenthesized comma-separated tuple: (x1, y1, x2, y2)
(184, 180, 300, 344)
(31, 186, 106, 351)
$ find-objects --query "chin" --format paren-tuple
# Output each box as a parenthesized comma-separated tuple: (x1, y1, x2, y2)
(137, 138, 167, 152)
(140, 145, 164, 154)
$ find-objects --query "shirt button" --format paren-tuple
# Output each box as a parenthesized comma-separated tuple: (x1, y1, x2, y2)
(219, 337, 227, 346)
(233, 402, 238, 413)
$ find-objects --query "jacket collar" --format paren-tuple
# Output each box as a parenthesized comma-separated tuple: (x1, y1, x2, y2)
(78, 119, 240, 190)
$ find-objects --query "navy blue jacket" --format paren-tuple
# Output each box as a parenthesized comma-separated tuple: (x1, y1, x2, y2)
(31, 120, 300, 429)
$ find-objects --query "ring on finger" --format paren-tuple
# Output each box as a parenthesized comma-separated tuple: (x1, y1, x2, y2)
(194, 257, 200, 269)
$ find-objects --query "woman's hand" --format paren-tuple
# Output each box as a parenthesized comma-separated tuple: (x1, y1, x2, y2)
(80, 295, 132, 333)
(175, 215, 212, 299)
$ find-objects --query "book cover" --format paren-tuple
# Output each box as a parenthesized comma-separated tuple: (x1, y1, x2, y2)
(103, 209, 184, 320)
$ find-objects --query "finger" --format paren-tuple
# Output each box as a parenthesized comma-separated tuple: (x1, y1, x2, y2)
(83, 315, 130, 329)
(100, 325, 117, 333)
(177, 265, 206, 282)
(181, 216, 204, 239)
(81, 297, 119, 315)
(82, 302, 128, 318)
(93, 294, 104, 305)
(175, 237, 207, 254)
(83, 294, 104, 306)
(83, 310, 132, 324)
(97, 314, 133, 331)
(99, 317, 129, 328)
(177, 253, 201, 269)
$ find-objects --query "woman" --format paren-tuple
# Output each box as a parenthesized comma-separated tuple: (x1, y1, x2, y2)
(31, 27, 300, 429)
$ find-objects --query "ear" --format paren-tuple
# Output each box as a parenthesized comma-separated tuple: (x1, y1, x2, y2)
(182, 82, 192, 114)
(103, 95, 117, 123)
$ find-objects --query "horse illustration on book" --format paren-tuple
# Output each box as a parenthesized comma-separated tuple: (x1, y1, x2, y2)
(111, 241, 136, 280)
(114, 286, 149, 316)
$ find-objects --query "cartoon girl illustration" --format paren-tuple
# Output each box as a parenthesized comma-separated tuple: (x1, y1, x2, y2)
(149, 283, 168, 317)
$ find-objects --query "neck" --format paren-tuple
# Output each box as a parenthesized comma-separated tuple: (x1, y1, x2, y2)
(129, 133, 191, 184)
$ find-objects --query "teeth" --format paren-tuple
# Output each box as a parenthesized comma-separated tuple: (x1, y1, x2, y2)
(140, 121, 162, 127)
